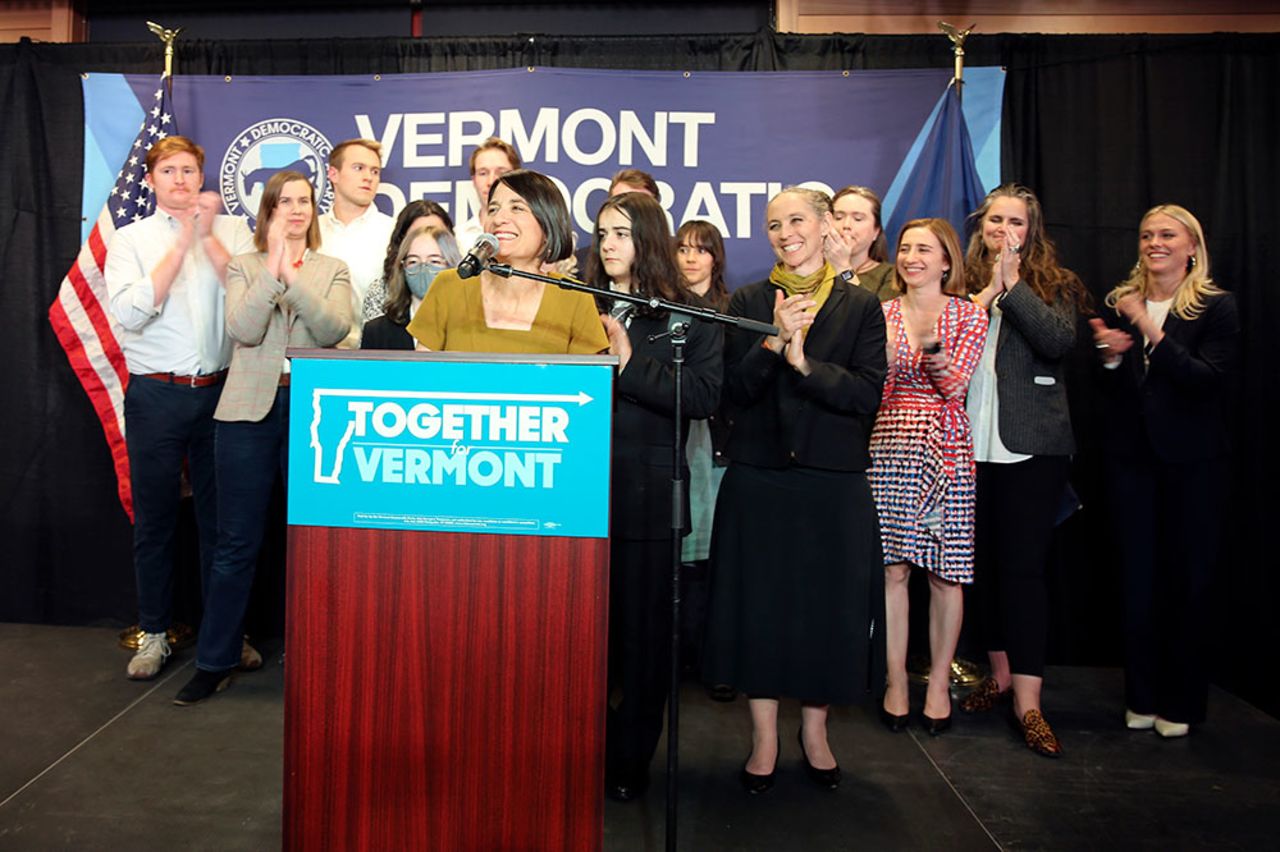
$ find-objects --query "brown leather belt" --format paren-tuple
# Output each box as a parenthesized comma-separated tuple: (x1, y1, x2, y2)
(136, 370, 228, 388)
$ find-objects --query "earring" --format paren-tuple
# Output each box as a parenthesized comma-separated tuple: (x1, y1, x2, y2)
(941, 269, 950, 284)
(1187, 255, 1198, 270)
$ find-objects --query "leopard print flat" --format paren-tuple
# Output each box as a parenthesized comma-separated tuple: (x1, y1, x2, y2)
(960, 676, 1010, 713)
(1019, 709, 1062, 758)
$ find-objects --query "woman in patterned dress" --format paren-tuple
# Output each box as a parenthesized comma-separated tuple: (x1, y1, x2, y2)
(871, 218, 988, 734)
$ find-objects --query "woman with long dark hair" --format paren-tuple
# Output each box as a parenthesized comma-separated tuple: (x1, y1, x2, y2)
(584, 193, 723, 801)
(957, 184, 1088, 756)
(1089, 204, 1238, 738)
(703, 187, 887, 794)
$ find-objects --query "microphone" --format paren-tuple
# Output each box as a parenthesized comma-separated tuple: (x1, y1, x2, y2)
(457, 233, 500, 279)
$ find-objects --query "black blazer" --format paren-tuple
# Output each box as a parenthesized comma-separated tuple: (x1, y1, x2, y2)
(359, 315, 415, 351)
(611, 311, 723, 541)
(1096, 290, 1239, 463)
(723, 278, 887, 472)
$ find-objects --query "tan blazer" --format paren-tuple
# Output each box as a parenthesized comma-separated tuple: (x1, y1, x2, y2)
(215, 251, 351, 422)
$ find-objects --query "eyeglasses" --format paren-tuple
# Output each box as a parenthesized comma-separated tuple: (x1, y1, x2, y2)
(403, 259, 446, 272)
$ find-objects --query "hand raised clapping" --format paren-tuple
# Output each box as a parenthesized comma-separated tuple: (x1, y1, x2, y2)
(1088, 317, 1133, 362)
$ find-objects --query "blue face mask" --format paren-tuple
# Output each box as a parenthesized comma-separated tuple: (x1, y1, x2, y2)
(404, 262, 445, 299)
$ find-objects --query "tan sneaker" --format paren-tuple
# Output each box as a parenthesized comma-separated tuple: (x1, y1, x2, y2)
(127, 631, 171, 680)
(239, 638, 263, 672)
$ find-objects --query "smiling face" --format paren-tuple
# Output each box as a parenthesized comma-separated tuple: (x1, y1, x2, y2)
(146, 152, 203, 213)
(1139, 212, 1197, 280)
(981, 195, 1030, 253)
(896, 226, 950, 291)
(486, 182, 545, 266)
(766, 193, 829, 275)
(832, 192, 881, 264)
(597, 206, 636, 289)
(274, 179, 315, 240)
(327, 144, 381, 209)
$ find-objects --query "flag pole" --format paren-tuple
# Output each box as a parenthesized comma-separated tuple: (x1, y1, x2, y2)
(146, 21, 183, 82)
(937, 21, 975, 102)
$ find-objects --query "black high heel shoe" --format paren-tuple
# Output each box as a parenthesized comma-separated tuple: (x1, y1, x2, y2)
(797, 729, 841, 790)
(739, 760, 776, 794)
(922, 698, 953, 736)
(880, 701, 911, 731)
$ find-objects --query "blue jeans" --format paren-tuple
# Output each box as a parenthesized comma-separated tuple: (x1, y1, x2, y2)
(197, 391, 288, 672)
(124, 375, 220, 634)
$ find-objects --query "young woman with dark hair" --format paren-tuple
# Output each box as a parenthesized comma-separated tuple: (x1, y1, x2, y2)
(585, 192, 723, 802)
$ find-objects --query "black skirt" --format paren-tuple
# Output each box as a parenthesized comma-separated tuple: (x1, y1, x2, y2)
(702, 462, 885, 705)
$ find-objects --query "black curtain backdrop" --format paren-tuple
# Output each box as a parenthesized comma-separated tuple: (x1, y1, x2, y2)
(2, 31, 1276, 715)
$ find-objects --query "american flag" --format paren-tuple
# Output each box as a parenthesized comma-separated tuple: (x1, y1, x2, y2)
(47, 77, 176, 521)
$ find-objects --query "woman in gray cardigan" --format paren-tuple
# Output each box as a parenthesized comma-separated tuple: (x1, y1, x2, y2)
(957, 184, 1088, 757)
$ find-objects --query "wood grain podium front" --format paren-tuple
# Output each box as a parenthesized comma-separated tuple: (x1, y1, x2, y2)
(282, 351, 614, 851)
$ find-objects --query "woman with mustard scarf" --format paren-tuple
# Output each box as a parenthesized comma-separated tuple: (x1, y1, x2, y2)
(703, 187, 888, 794)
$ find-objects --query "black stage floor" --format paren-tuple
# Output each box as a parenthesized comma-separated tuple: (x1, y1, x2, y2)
(1, 623, 1275, 851)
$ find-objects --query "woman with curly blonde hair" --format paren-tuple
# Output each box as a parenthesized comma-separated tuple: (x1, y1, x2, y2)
(1088, 204, 1239, 739)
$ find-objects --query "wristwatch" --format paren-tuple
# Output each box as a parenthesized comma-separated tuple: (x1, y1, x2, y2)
(836, 269, 855, 284)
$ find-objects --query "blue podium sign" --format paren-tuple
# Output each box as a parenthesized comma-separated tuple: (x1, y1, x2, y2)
(287, 353, 614, 538)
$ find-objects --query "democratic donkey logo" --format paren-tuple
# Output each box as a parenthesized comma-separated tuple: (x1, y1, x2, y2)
(219, 118, 335, 224)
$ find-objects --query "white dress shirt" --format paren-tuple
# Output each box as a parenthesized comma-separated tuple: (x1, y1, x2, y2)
(318, 205, 395, 346)
(105, 210, 254, 375)
(454, 215, 485, 258)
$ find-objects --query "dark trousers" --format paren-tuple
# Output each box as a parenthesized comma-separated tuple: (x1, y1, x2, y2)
(969, 456, 1069, 678)
(196, 392, 288, 672)
(606, 537, 674, 786)
(124, 375, 220, 634)
(1105, 447, 1225, 724)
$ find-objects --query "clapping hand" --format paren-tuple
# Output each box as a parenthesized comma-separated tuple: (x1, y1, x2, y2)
(1088, 318, 1133, 361)
(194, 192, 222, 239)
(600, 313, 632, 372)
(765, 289, 816, 354)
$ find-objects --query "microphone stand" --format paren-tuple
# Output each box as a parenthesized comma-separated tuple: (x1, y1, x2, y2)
(484, 261, 776, 852)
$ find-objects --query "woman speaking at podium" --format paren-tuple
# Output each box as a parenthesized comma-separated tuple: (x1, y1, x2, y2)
(406, 169, 607, 355)
(584, 191, 723, 801)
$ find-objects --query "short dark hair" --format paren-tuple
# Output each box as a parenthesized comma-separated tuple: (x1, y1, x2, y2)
(490, 169, 573, 264)
(381, 200, 456, 289)
(609, 168, 659, 198)
(252, 170, 320, 252)
(468, 137, 520, 174)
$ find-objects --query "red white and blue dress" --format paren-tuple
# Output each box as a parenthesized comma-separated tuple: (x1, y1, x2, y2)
(869, 296, 988, 583)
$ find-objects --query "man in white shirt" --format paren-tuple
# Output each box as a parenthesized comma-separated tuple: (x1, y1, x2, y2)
(317, 138, 395, 347)
(105, 135, 255, 681)
(454, 137, 521, 252)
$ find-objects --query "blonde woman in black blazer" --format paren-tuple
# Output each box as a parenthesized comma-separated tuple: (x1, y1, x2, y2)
(1089, 204, 1239, 739)
(958, 185, 1089, 757)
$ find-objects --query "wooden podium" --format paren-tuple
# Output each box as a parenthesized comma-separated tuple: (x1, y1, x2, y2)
(282, 351, 614, 851)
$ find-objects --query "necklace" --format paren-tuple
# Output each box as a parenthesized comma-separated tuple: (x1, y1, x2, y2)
(854, 257, 879, 274)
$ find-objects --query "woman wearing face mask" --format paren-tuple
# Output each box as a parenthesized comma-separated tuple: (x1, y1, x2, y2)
(361, 200, 455, 323)
(703, 187, 887, 794)
(174, 170, 351, 705)
(956, 184, 1089, 757)
(824, 186, 895, 302)
(407, 169, 608, 355)
(1088, 204, 1239, 739)
(361, 225, 461, 350)
(583, 192, 723, 802)
(871, 218, 987, 737)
